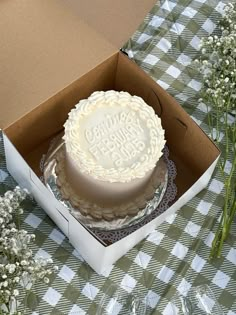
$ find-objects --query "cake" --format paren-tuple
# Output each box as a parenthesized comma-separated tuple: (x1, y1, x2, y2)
(58, 90, 166, 219)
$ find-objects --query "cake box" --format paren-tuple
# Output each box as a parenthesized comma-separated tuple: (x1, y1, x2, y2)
(0, 0, 220, 274)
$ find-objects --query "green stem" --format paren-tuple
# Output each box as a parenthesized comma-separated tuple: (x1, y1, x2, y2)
(206, 100, 214, 140)
(211, 145, 236, 258)
(218, 199, 236, 256)
(210, 180, 230, 259)
(210, 214, 224, 258)
(222, 95, 232, 171)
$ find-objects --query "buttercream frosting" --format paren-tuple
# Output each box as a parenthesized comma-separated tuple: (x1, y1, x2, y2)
(63, 90, 166, 183)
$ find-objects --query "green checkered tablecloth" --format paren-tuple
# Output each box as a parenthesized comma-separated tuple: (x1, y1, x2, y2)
(0, 0, 236, 314)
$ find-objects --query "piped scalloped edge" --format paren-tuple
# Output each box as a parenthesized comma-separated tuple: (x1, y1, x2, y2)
(63, 90, 166, 183)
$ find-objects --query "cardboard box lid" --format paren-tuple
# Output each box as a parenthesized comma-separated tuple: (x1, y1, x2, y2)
(0, 0, 155, 129)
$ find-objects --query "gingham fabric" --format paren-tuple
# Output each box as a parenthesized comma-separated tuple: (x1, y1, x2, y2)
(0, 0, 235, 314)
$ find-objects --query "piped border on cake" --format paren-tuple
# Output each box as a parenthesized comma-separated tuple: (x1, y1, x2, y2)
(63, 90, 166, 183)
(55, 146, 167, 221)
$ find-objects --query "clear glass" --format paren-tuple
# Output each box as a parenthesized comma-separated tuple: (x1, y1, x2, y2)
(170, 284, 224, 315)
(96, 284, 148, 315)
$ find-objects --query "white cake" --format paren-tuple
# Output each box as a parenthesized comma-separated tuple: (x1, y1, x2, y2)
(63, 90, 166, 210)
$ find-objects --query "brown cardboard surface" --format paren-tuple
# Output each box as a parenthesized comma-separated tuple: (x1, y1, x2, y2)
(0, 0, 155, 129)
(115, 53, 219, 196)
(0, 1, 116, 129)
(5, 52, 220, 199)
(65, 0, 156, 48)
(5, 54, 118, 156)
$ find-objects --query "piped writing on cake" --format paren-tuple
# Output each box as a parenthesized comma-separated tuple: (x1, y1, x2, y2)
(64, 90, 166, 182)
(84, 111, 146, 167)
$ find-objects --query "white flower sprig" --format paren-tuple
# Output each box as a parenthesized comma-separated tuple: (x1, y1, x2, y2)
(195, 2, 236, 258)
(196, 3, 236, 113)
(0, 187, 58, 314)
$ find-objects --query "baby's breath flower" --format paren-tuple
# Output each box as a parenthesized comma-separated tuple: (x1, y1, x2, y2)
(194, 1, 236, 259)
(44, 277, 50, 284)
(0, 187, 57, 313)
(13, 289, 19, 297)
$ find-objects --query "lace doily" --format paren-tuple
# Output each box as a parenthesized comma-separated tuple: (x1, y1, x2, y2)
(91, 146, 177, 244)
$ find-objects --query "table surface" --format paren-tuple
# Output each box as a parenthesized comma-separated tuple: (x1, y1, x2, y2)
(0, 0, 235, 314)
